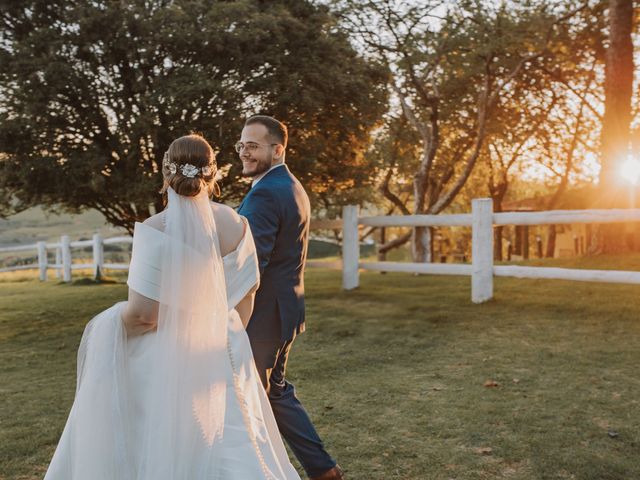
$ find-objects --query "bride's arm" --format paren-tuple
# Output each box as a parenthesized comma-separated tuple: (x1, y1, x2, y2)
(235, 284, 257, 328)
(214, 203, 257, 328)
(121, 289, 159, 337)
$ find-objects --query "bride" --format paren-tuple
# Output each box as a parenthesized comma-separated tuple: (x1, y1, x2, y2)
(44, 134, 301, 479)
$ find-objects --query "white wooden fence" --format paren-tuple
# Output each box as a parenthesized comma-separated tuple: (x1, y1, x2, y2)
(0, 233, 132, 281)
(337, 198, 640, 302)
(2, 198, 640, 303)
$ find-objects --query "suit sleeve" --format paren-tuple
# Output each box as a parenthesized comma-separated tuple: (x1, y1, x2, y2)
(240, 188, 279, 276)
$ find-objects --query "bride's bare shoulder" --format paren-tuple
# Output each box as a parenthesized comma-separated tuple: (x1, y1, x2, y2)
(210, 202, 244, 256)
(142, 212, 166, 232)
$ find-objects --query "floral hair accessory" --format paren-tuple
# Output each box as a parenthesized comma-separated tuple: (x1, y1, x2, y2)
(180, 163, 198, 178)
(163, 152, 214, 178)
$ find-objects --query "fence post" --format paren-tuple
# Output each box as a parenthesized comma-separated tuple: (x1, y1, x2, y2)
(55, 247, 62, 279)
(472, 198, 493, 303)
(342, 205, 360, 290)
(93, 233, 104, 280)
(61, 235, 72, 283)
(37, 241, 47, 282)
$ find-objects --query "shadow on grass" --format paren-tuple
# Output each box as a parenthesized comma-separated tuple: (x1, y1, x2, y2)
(71, 276, 120, 286)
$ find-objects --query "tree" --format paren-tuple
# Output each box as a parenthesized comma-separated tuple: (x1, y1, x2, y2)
(484, 15, 603, 260)
(337, 0, 587, 261)
(599, 0, 634, 200)
(483, 87, 559, 260)
(0, 0, 388, 232)
(593, 0, 636, 253)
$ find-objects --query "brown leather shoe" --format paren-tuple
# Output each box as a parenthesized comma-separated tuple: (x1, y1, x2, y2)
(309, 465, 344, 480)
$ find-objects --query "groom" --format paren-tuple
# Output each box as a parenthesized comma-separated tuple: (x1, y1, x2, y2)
(237, 115, 344, 480)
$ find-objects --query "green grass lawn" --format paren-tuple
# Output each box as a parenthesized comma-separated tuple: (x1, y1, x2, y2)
(2, 262, 640, 479)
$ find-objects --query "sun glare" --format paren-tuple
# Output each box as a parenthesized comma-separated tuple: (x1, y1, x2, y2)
(620, 158, 640, 185)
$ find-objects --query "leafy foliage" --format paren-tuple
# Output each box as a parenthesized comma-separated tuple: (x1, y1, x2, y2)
(0, 0, 388, 231)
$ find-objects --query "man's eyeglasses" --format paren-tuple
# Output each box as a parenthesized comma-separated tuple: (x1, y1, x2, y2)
(234, 141, 278, 153)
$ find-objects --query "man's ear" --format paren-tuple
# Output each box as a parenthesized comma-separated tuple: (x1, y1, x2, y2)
(274, 144, 285, 159)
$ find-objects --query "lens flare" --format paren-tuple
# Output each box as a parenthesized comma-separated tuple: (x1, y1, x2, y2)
(620, 158, 640, 185)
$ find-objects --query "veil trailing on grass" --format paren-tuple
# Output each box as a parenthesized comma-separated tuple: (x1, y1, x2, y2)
(135, 187, 231, 477)
(45, 187, 301, 479)
(46, 188, 232, 479)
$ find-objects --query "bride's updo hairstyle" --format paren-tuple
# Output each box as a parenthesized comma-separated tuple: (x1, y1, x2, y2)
(161, 134, 220, 197)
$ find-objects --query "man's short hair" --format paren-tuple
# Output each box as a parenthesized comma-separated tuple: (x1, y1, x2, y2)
(245, 115, 288, 148)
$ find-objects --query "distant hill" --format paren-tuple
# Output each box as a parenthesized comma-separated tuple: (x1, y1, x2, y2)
(0, 207, 127, 248)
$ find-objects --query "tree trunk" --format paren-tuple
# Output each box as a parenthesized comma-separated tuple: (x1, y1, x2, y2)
(411, 167, 431, 262)
(494, 226, 503, 261)
(598, 0, 634, 253)
(600, 0, 634, 198)
(514, 225, 523, 256)
(378, 227, 387, 261)
(412, 227, 431, 263)
(545, 225, 557, 258)
(536, 235, 543, 258)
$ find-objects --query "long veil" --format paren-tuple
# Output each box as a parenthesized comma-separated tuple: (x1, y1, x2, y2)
(136, 187, 230, 478)
(45, 186, 300, 480)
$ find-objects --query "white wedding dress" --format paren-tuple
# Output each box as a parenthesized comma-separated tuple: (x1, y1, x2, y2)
(44, 189, 301, 480)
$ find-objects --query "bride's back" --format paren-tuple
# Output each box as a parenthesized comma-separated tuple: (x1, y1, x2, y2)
(143, 201, 245, 257)
(123, 201, 245, 336)
(123, 133, 245, 334)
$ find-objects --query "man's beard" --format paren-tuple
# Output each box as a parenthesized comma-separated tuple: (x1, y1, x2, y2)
(243, 153, 273, 177)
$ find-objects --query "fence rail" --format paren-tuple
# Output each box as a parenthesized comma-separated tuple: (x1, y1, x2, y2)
(0, 232, 131, 281)
(493, 209, 640, 226)
(339, 199, 640, 302)
(2, 199, 640, 302)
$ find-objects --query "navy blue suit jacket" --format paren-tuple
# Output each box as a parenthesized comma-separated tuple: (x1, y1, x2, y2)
(238, 164, 310, 341)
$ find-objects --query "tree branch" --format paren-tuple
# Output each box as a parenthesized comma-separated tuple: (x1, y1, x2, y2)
(379, 166, 411, 215)
(378, 231, 412, 253)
